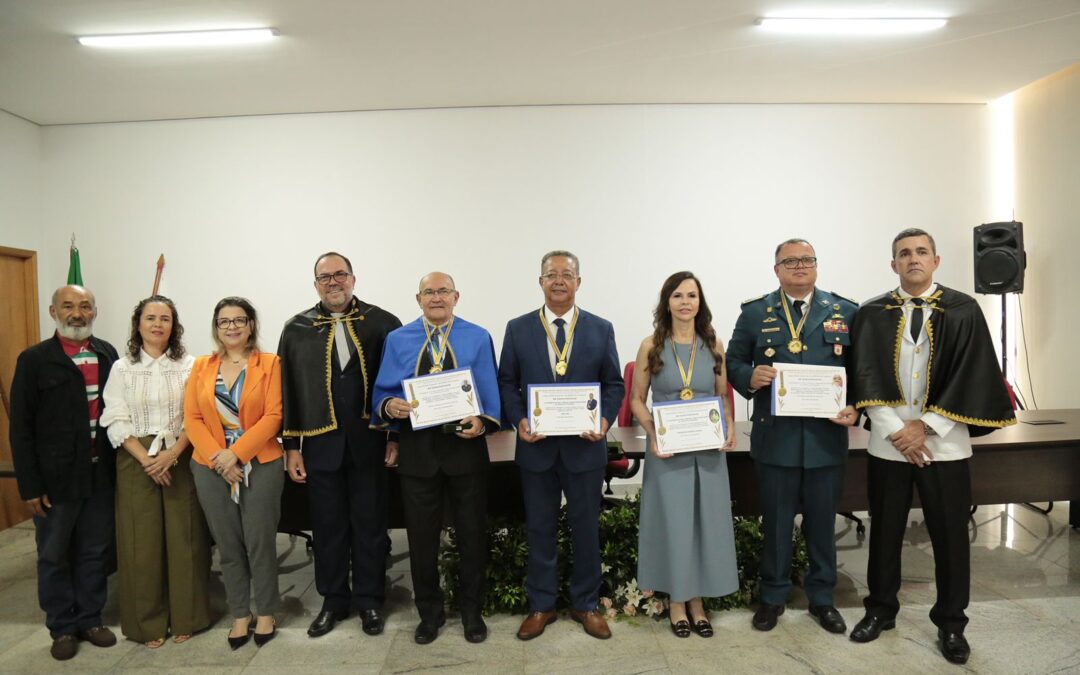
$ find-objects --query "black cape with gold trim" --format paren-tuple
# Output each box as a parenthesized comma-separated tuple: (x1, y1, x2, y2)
(851, 285, 1016, 437)
(277, 298, 401, 438)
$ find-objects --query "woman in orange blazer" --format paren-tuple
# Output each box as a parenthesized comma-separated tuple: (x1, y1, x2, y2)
(185, 296, 283, 649)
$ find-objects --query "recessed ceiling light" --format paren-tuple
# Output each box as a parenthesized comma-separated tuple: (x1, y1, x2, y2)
(756, 17, 947, 35)
(77, 28, 278, 48)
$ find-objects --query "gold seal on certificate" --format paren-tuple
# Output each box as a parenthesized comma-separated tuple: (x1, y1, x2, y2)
(401, 367, 482, 430)
(527, 383, 602, 436)
(771, 363, 846, 418)
(651, 397, 726, 454)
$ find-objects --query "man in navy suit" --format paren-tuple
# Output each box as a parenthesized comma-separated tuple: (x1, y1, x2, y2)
(498, 250, 624, 641)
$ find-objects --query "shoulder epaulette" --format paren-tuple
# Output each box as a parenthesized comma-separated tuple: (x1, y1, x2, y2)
(824, 290, 858, 306)
(741, 293, 767, 305)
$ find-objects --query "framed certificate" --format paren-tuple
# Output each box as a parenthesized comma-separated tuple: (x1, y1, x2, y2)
(771, 363, 846, 418)
(527, 383, 602, 436)
(652, 397, 727, 454)
(402, 367, 482, 430)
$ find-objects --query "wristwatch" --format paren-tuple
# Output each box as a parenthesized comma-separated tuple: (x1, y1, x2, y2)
(922, 421, 937, 437)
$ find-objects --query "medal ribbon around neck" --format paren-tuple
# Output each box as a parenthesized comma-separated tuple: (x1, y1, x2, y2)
(539, 307, 579, 376)
(422, 316, 455, 374)
(780, 292, 812, 354)
(672, 334, 698, 400)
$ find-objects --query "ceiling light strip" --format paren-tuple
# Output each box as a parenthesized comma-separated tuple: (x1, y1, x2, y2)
(78, 28, 277, 48)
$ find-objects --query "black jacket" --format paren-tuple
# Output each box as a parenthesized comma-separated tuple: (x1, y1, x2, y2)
(9, 334, 119, 503)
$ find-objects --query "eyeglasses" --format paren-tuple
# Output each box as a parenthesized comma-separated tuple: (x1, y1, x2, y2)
(315, 271, 352, 285)
(215, 317, 250, 329)
(419, 288, 456, 298)
(541, 272, 578, 283)
(777, 256, 818, 270)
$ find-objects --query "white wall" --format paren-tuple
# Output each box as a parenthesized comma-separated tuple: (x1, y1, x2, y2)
(38, 103, 993, 418)
(0, 109, 43, 328)
(1013, 64, 1080, 410)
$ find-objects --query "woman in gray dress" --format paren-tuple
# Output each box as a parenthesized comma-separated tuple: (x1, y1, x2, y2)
(632, 271, 738, 638)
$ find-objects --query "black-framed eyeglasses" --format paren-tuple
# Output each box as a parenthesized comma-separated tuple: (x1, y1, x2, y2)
(777, 256, 818, 270)
(315, 271, 352, 285)
(419, 288, 456, 298)
(215, 317, 250, 329)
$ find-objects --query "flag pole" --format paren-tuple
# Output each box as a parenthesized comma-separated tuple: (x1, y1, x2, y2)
(152, 254, 165, 295)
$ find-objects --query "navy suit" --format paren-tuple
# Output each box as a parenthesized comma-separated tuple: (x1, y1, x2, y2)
(498, 307, 623, 611)
(727, 288, 857, 607)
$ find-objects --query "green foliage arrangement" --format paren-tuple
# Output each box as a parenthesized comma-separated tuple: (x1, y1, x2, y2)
(438, 491, 809, 617)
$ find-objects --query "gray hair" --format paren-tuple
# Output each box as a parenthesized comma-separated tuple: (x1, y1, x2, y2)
(891, 228, 937, 257)
(774, 238, 813, 261)
(540, 250, 580, 275)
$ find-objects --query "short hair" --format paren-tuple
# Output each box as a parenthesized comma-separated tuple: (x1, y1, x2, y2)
(418, 271, 456, 292)
(774, 238, 813, 261)
(51, 285, 95, 307)
(313, 251, 354, 276)
(211, 296, 261, 355)
(540, 250, 580, 275)
(891, 228, 937, 257)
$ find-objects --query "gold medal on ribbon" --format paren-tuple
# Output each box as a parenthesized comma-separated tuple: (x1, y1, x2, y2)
(532, 390, 542, 417)
(408, 384, 420, 409)
(656, 410, 667, 436)
(671, 334, 698, 401)
(540, 307, 579, 377)
(777, 372, 787, 397)
(422, 317, 454, 375)
(780, 293, 811, 355)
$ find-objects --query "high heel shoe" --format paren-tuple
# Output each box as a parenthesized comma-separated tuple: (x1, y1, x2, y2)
(253, 618, 277, 647)
(227, 615, 254, 650)
(669, 618, 692, 638)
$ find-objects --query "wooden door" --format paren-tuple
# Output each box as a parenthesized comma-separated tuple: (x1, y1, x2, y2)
(0, 246, 39, 530)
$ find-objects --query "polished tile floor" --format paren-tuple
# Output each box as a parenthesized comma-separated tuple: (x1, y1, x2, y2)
(0, 499, 1077, 674)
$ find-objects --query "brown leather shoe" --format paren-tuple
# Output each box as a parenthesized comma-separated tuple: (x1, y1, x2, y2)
(570, 609, 611, 640)
(516, 610, 557, 640)
(77, 626, 117, 648)
(50, 635, 78, 661)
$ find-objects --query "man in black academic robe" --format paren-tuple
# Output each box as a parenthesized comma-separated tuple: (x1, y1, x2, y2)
(848, 229, 1015, 666)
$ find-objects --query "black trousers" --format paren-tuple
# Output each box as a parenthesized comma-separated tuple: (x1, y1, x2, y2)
(400, 470, 488, 622)
(34, 462, 115, 638)
(865, 456, 971, 634)
(306, 452, 388, 613)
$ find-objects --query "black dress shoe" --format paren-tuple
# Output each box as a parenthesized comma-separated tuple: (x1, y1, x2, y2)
(751, 604, 784, 631)
(938, 630, 970, 664)
(360, 608, 385, 636)
(414, 615, 446, 645)
(690, 617, 713, 638)
(849, 614, 895, 643)
(808, 605, 847, 634)
(253, 619, 277, 647)
(307, 609, 348, 638)
(669, 619, 692, 638)
(462, 613, 488, 644)
(228, 615, 255, 650)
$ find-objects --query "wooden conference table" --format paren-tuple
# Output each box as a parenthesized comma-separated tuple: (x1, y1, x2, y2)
(4, 409, 1079, 529)
(479, 408, 1080, 528)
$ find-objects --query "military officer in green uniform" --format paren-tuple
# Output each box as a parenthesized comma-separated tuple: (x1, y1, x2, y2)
(726, 238, 859, 635)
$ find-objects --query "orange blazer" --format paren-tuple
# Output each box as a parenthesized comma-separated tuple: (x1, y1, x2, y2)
(184, 352, 283, 467)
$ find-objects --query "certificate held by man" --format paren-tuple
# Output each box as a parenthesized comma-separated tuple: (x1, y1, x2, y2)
(651, 396, 727, 454)
(771, 362, 847, 418)
(527, 383, 602, 436)
(402, 367, 483, 430)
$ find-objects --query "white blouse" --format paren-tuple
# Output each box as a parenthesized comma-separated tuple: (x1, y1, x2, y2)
(101, 350, 195, 456)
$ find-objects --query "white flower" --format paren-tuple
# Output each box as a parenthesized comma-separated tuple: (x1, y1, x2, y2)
(600, 563, 612, 574)
(619, 578, 644, 608)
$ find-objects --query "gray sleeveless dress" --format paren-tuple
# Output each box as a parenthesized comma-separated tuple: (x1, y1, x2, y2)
(636, 338, 739, 601)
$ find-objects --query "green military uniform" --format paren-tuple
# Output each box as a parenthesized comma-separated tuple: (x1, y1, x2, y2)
(726, 288, 857, 606)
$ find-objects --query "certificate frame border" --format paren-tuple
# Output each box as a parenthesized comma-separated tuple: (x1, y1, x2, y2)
(651, 395, 727, 453)
(526, 381, 602, 435)
(402, 366, 482, 431)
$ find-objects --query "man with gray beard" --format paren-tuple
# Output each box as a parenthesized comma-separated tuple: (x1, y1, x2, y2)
(10, 285, 120, 661)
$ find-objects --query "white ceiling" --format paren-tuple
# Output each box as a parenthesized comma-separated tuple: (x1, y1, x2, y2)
(1, 0, 1079, 126)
